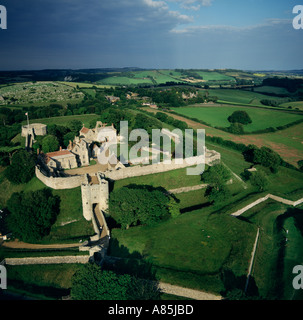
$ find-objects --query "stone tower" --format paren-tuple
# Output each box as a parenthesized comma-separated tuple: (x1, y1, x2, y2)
(81, 172, 109, 221)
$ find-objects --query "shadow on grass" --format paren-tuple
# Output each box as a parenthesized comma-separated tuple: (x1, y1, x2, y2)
(220, 269, 260, 300)
(105, 238, 158, 281)
(1, 280, 69, 300)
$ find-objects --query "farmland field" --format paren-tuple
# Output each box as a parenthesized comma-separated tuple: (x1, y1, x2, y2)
(97, 70, 186, 86)
(171, 106, 303, 132)
(280, 101, 303, 110)
(194, 71, 235, 82)
(143, 107, 303, 166)
(249, 86, 291, 95)
(206, 88, 289, 106)
(97, 69, 241, 86)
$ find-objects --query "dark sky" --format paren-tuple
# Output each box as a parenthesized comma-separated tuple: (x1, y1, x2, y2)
(0, 0, 302, 70)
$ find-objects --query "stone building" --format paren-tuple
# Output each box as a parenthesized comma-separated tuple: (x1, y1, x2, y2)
(81, 172, 109, 221)
(105, 95, 120, 104)
(21, 123, 47, 148)
(79, 121, 117, 144)
(68, 137, 90, 167)
(21, 123, 47, 137)
(45, 148, 78, 170)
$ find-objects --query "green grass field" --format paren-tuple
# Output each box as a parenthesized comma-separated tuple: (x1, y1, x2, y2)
(249, 86, 291, 95)
(280, 101, 303, 111)
(194, 71, 235, 82)
(24, 113, 99, 128)
(206, 88, 288, 106)
(112, 167, 203, 192)
(97, 70, 238, 86)
(110, 206, 257, 294)
(172, 106, 303, 132)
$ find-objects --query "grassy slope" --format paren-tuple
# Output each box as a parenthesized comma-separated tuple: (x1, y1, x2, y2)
(110, 206, 256, 294)
(0, 173, 94, 243)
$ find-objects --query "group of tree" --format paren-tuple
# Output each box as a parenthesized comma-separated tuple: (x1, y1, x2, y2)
(154, 112, 188, 131)
(226, 110, 252, 134)
(71, 262, 160, 300)
(260, 99, 281, 108)
(4, 149, 36, 184)
(6, 188, 60, 242)
(108, 184, 180, 230)
(243, 145, 281, 173)
(32, 119, 84, 153)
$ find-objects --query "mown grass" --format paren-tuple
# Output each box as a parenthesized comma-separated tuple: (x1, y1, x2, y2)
(112, 166, 204, 192)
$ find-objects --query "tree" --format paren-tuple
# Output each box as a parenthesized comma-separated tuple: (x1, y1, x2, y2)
(41, 135, 60, 153)
(6, 188, 60, 242)
(69, 119, 83, 133)
(298, 160, 303, 171)
(5, 149, 36, 184)
(63, 132, 77, 148)
(252, 147, 281, 173)
(228, 111, 252, 125)
(202, 164, 232, 204)
(249, 170, 269, 192)
(205, 184, 231, 204)
(71, 263, 160, 300)
(202, 164, 231, 187)
(109, 185, 173, 229)
(243, 146, 281, 173)
(227, 122, 244, 134)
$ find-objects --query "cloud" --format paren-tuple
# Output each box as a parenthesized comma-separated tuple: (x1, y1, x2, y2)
(144, 0, 168, 9)
(170, 18, 292, 34)
(168, 0, 214, 11)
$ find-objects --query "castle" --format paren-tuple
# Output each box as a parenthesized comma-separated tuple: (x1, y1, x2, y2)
(31, 122, 221, 261)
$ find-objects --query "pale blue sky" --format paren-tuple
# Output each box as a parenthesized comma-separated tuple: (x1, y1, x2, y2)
(0, 0, 302, 70)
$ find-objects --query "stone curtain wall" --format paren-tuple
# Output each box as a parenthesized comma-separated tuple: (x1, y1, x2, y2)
(105, 154, 220, 181)
(35, 166, 85, 189)
(231, 194, 303, 217)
